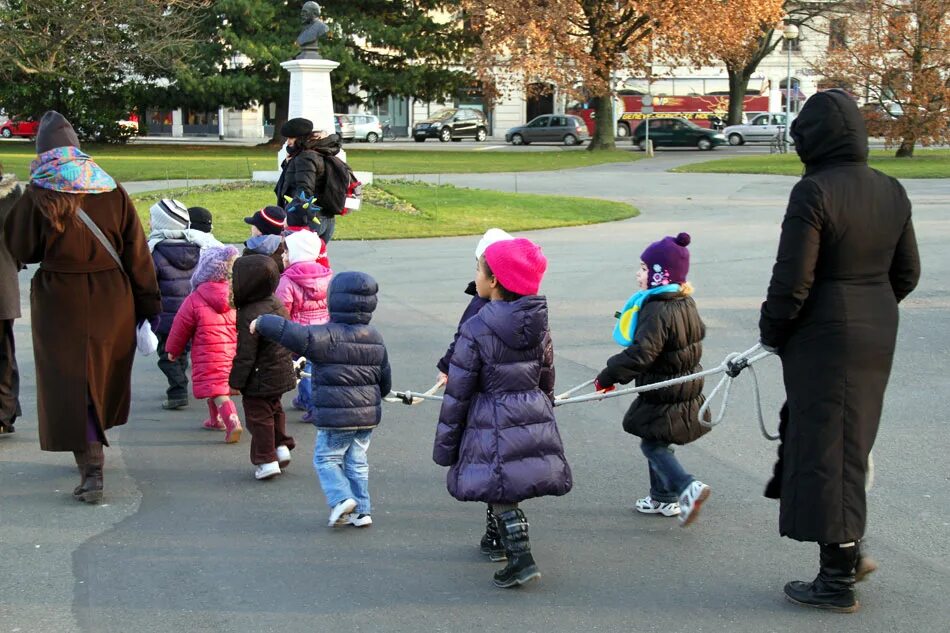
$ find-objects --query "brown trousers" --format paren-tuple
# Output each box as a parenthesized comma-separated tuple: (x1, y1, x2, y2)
(242, 395, 295, 465)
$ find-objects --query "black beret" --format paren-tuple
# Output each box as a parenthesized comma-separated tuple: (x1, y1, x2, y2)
(280, 117, 314, 138)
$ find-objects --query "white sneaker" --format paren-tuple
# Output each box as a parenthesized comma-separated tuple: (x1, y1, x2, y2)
(678, 481, 711, 527)
(328, 498, 357, 527)
(635, 495, 681, 517)
(255, 461, 281, 480)
(348, 513, 372, 528)
(276, 445, 291, 468)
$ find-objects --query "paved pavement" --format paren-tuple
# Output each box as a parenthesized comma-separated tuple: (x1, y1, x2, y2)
(2, 158, 948, 633)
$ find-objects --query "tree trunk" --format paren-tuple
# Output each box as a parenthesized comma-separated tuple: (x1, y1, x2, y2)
(587, 95, 616, 151)
(268, 96, 289, 145)
(895, 138, 915, 157)
(727, 68, 752, 126)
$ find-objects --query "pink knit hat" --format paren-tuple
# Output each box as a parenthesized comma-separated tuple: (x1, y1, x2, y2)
(484, 238, 548, 296)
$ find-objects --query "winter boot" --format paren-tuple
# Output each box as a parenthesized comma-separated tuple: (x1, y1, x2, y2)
(855, 540, 878, 583)
(479, 505, 507, 562)
(492, 508, 541, 588)
(201, 400, 225, 431)
(72, 450, 88, 497)
(784, 542, 860, 613)
(216, 400, 243, 443)
(74, 442, 104, 504)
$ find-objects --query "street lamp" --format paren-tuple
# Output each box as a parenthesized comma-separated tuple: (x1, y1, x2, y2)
(783, 22, 799, 152)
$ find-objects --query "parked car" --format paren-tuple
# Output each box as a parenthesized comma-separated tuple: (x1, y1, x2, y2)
(723, 112, 795, 146)
(631, 117, 727, 151)
(505, 114, 589, 146)
(334, 114, 356, 142)
(0, 116, 39, 139)
(413, 108, 488, 142)
(349, 114, 384, 142)
(860, 102, 903, 137)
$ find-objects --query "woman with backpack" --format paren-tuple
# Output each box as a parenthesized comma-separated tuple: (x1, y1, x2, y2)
(275, 118, 346, 243)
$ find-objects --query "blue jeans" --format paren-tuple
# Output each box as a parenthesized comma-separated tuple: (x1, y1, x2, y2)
(313, 429, 372, 514)
(296, 361, 313, 408)
(640, 439, 694, 503)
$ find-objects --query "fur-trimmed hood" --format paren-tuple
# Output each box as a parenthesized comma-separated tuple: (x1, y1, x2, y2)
(0, 173, 19, 199)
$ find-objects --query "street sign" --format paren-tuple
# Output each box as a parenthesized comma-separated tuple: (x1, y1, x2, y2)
(641, 95, 653, 107)
(641, 105, 654, 114)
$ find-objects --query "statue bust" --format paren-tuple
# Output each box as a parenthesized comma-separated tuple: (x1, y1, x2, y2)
(296, 1, 328, 59)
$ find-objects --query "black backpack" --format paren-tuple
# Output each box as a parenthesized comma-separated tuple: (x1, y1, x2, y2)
(317, 155, 362, 216)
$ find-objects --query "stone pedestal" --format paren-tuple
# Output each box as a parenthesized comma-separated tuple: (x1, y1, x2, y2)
(281, 58, 339, 135)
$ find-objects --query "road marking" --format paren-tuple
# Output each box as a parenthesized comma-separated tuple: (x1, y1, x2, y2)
(474, 145, 507, 151)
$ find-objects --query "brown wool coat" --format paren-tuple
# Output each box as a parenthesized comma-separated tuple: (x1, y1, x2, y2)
(2, 185, 161, 451)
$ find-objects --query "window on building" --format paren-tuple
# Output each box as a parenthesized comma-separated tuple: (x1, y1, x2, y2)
(829, 18, 847, 50)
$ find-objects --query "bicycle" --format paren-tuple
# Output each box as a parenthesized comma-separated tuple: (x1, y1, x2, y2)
(770, 126, 788, 154)
(381, 119, 398, 141)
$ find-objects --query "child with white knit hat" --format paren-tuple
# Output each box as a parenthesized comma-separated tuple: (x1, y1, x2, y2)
(277, 231, 333, 422)
(435, 228, 513, 564)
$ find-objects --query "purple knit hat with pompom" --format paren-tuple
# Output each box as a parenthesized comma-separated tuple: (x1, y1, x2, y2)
(641, 232, 691, 287)
(191, 245, 239, 289)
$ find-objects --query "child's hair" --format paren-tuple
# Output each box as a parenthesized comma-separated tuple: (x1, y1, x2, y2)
(480, 255, 524, 302)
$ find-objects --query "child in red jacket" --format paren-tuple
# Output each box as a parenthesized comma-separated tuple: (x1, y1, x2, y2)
(166, 245, 242, 443)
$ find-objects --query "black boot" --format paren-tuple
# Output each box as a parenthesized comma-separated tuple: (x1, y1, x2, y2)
(479, 505, 507, 562)
(72, 450, 89, 497)
(784, 543, 859, 613)
(492, 509, 541, 588)
(74, 442, 104, 504)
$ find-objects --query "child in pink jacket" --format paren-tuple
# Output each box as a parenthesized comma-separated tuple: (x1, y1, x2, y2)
(277, 231, 332, 420)
(166, 245, 242, 443)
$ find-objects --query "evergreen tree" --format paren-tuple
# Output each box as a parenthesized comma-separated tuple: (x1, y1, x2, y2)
(158, 0, 477, 143)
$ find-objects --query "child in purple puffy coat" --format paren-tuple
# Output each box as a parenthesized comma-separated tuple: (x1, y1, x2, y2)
(433, 237, 572, 589)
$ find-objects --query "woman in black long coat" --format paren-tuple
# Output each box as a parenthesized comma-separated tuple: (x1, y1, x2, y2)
(759, 90, 920, 612)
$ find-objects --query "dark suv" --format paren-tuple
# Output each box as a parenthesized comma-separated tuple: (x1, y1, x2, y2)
(413, 108, 488, 142)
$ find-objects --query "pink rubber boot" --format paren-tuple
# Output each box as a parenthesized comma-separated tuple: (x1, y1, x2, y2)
(217, 399, 243, 444)
(201, 400, 225, 431)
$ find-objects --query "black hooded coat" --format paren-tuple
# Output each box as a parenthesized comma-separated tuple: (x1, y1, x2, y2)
(759, 90, 920, 543)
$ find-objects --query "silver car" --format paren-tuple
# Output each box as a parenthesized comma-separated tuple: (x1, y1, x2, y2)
(723, 112, 795, 145)
(349, 114, 384, 143)
(333, 114, 356, 142)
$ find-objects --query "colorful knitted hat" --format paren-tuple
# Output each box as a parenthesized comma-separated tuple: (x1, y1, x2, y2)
(641, 232, 691, 287)
(191, 245, 239, 288)
(484, 238, 547, 296)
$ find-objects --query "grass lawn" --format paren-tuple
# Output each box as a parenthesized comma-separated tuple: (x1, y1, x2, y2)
(0, 143, 640, 182)
(672, 149, 950, 179)
(130, 181, 639, 243)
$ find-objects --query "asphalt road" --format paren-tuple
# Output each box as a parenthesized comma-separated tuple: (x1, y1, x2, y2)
(1, 160, 948, 633)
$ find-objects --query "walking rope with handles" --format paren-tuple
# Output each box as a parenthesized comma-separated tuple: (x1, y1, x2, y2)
(385, 343, 780, 441)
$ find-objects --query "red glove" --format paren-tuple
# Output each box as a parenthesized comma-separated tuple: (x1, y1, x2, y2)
(594, 379, 615, 393)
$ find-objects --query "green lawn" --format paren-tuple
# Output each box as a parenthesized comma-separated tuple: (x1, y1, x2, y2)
(672, 149, 950, 179)
(130, 181, 639, 243)
(0, 142, 639, 182)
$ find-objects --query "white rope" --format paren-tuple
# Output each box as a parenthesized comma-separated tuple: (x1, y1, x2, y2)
(384, 343, 778, 441)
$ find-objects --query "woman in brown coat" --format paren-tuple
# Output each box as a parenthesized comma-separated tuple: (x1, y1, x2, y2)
(2, 111, 161, 503)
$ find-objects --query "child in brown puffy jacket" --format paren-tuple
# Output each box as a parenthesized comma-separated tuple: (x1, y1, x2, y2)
(229, 254, 297, 480)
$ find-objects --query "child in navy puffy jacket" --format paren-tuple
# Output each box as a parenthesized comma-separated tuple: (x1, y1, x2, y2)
(252, 271, 391, 528)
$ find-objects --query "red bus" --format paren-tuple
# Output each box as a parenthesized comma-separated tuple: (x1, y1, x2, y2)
(568, 94, 771, 137)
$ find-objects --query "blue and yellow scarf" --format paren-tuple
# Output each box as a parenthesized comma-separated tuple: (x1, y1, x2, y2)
(613, 284, 680, 346)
